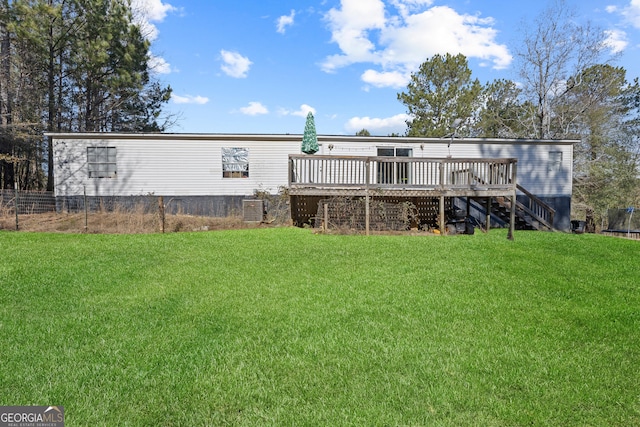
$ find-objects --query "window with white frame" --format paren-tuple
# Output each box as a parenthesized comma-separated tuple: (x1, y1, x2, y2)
(87, 146, 117, 178)
(548, 151, 562, 173)
(222, 147, 249, 178)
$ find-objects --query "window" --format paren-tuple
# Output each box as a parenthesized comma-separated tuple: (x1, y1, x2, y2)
(87, 147, 117, 178)
(548, 151, 562, 172)
(222, 147, 249, 178)
(377, 147, 412, 184)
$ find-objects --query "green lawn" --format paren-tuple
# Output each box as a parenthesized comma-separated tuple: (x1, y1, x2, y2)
(1, 228, 639, 426)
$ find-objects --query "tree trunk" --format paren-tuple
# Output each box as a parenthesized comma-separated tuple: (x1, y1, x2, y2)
(46, 32, 56, 191)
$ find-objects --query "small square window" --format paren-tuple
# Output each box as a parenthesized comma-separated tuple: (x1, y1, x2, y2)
(548, 151, 562, 173)
(222, 147, 249, 178)
(87, 147, 117, 178)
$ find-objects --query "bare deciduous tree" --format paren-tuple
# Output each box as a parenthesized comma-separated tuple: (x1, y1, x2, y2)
(514, 0, 612, 139)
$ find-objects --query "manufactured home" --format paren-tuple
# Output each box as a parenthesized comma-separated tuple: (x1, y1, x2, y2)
(49, 133, 575, 231)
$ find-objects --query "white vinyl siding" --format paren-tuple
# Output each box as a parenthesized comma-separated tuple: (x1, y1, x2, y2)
(51, 134, 573, 199)
(53, 136, 297, 197)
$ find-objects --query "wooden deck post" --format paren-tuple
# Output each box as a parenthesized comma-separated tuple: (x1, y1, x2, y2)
(323, 202, 329, 231)
(486, 197, 491, 232)
(439, 161, 445, 234)
(365, 160, 370, 236)
(508, 161, 517, 240)
(439, 195, 445, 235)
(365, 192, 370, 236)
(508, 191, 516, 240)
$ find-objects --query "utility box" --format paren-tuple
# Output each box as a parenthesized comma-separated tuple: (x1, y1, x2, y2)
(243, 200, 264, 222)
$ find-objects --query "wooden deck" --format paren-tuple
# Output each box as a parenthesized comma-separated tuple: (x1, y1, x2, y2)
(289, 155, 518, 237)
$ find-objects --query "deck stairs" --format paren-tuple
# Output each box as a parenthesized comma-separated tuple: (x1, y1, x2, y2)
(465, 168, 556, 231)
(470, 184, 556, 231)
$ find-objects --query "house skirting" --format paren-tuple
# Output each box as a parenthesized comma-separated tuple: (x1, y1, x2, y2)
(55, 195, 250, 217)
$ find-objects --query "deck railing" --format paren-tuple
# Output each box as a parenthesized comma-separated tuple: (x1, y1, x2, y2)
(289, 155, 518, 191)
(516, 184, 556, 229)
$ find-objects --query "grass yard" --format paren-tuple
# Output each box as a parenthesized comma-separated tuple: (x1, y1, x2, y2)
(0, 228, 639, 426)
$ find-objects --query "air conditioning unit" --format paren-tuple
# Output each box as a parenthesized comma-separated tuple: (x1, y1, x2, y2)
(243, 199, 264, 222)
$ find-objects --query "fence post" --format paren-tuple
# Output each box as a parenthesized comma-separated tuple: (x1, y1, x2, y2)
(14, 182, 19, 231)
(158, 196, 165, 233)
(84, 186, 88, 232)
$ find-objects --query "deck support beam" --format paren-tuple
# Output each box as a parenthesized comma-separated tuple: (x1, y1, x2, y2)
(508, 161, 517, 240)
(486, 197, 491, 232)
(323, 203, 329, 232)
(365, 161, 370, 236)
(439, 195, 445, 235)
(365, 192, 370, 236)
(508, 191, 516, 240)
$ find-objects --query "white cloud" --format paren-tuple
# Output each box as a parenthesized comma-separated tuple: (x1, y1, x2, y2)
(361, 69, 409, 88)
(604, 29, 628, 53)
(345, 113, 411, 135)
(384, 6, 511, 69)
(279, 104, 316, 117)
(322, 0, 512, 87)
(220, 50, 252, 78)
(131, 0, 177, 41)
(172, 94, 209, 105)
(239, 102, 269, 115)
(277, 10, 296, 34)
(148, 54, 172, 74)
(607, 0, 640, 29)
(322, 0, 387, 72)
(617, 0, 640, 28)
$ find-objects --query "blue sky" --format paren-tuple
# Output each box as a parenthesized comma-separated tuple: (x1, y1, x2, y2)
(132, 0, 640, 136)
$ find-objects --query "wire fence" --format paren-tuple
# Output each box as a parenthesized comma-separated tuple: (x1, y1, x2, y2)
(0, 190, 56, 231)
(0, 189, 56, 214)
(0, 189, 291, 233)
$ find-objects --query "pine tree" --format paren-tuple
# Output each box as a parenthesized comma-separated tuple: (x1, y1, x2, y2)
(397, 53, 482, 137)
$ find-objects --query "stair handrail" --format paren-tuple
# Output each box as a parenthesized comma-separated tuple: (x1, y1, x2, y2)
(493, 196, 555, 231)
(514, 199, 554, 230)
(468, 169, 556, 231)
(516, 184, 556, 228)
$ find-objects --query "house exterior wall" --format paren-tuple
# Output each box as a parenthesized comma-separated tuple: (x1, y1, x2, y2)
(318, 137, 573, 198)
(52, 134, 299, 198)
(49, 133, 574, 229)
